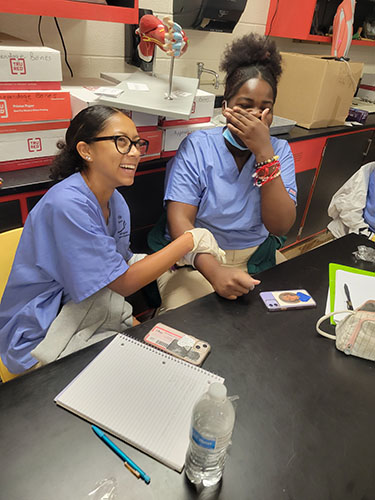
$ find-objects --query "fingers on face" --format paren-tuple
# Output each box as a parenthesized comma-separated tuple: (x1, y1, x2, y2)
(227, 108, 265, 129)
(233, 107, 271, 122)
(225, 113, 248, 133)
(261, 108, 271, 122)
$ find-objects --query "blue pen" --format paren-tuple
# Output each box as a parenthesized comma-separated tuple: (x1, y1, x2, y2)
(92, 425, 151, 484)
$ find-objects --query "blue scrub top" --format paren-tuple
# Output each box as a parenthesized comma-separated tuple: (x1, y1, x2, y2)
(0, 173, 132, 373)
(364, 170, 375, 232)
(164, 127, 297, 250)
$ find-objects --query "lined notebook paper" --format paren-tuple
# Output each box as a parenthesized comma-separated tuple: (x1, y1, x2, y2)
(55, 334, 224, 472)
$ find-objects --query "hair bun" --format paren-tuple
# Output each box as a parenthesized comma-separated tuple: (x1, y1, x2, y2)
(220, 33, 282, 81)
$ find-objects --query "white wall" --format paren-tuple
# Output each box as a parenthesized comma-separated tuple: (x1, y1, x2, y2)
(0, 0, 374, 95)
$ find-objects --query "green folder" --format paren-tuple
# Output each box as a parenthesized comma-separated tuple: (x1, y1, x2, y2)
(329, 263, 375, 324)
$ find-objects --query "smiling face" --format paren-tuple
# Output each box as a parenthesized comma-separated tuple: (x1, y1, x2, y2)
(278, 292, 300, 303)
(224, 77, 274, 128)
(78, 111, 141, 190)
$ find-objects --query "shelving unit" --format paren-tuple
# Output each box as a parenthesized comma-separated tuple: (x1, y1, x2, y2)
(0, 0, 138, 24)
(266, 0, 375, 47)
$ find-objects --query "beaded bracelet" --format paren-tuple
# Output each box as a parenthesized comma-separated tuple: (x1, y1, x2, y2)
(253, 163, 281, 187)
(254, 169, 280, 187)
(259, 169, 281, 187)
(253, 160, 279, 179)
(254, 155, 279, 169)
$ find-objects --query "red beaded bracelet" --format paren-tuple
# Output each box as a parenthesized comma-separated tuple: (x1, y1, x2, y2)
(253, 163, 281, 187)
(253, 160, 279, 179)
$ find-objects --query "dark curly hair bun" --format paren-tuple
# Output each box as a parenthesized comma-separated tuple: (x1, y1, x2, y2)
(220, 33, 282, 102)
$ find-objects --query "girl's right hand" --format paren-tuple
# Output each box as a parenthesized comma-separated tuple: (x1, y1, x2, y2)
(210, 266, 260, 300)
(224, 106, 273, 160)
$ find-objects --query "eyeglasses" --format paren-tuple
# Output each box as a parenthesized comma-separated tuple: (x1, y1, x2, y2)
(90, 135, 149, 156)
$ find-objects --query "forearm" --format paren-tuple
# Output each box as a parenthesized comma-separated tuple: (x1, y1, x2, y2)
(167, 205, 195, 239)
(168, 218, 194, 239)
(194, 252, 223, 282)
(260, 177, 296, 235)
(167, 205, 223, 283)
(108, 233, 194, 297)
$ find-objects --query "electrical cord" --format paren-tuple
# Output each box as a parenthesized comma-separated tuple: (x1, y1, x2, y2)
(54, 17, 74, 78)
(266, 0, 279, 39)
(38, 16, 45, 46)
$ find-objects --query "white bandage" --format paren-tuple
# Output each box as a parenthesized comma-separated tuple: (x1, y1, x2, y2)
(127, 253, 148, 266)
(176, 228, 226, 268)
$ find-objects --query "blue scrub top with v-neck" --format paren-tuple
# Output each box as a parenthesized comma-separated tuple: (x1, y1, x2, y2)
(164, 127, 297, 250)
(0, 173, 132, 373)
(364, 170, 375, 232)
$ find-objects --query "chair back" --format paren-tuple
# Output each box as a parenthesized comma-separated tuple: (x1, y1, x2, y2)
(0, 227, 22, 301)
(0, 227, 23, 382)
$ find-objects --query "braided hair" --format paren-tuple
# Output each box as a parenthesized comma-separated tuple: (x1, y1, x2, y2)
(50, 105, 124, 182)
(220, 33, 282, 103)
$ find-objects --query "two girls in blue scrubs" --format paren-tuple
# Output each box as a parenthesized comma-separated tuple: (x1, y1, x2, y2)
(155, 34, 298, 312)
(0, 106, 222, 374)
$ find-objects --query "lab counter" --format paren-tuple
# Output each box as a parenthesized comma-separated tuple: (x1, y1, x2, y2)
(1, 115, 375, 252)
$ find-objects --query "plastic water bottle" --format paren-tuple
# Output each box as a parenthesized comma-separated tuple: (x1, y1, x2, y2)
(185, 382, 235, 487)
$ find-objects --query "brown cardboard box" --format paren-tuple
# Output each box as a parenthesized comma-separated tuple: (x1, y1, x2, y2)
(274, 52, 363, 129)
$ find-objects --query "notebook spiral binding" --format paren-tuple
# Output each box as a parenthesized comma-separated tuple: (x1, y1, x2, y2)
(118, 333, 222, 379)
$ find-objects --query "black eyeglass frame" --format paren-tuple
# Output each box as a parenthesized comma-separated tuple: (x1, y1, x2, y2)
(90, 135, 149, 155)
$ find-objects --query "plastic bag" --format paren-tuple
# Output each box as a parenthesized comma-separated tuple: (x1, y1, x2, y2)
(87, 478, 117, 500)
(353, 245, 375, 264)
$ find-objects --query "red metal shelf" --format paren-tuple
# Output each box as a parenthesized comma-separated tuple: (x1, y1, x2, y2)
(0, 0, 138, 24)
(266, 0, 375, 47)
(305, 34, 375, 47)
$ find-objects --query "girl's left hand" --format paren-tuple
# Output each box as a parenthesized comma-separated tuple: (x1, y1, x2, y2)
(224, 106, 273, 159)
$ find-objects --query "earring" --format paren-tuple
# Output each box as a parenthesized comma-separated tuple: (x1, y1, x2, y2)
(86, 156, 91, 161)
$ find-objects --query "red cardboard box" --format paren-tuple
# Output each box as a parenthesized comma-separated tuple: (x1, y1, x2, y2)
(0, 91, 71, 124)
(139, 129, 162, 162)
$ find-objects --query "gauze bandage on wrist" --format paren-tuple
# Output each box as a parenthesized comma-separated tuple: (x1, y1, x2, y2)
(176, 228, 226, 268)
(127, 253, 148, 266)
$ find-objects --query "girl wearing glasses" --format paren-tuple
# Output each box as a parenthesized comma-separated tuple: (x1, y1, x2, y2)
(0, 105, 224, 375)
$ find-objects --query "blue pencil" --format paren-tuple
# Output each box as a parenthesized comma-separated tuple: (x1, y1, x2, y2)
(92, 425, 151, 484)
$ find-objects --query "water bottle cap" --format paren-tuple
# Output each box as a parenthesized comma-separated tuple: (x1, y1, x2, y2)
(208, 382, 227, 402)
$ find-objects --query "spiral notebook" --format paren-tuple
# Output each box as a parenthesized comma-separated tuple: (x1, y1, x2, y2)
(55, 333, 224, 472)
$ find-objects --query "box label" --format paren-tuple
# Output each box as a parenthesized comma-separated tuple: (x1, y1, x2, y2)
(0, 99, 8, 118)
(27, 137, 42, 152)
(10, 57, 26, 75)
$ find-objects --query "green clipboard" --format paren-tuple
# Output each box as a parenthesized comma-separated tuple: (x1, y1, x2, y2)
(329, 263, 375, 324)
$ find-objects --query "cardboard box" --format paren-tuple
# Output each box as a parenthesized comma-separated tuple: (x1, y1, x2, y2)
(139, 129, 162, 162)
(161, 121, 217, 156)
(0, 32, 62, 83)
(357, 73, 375, 103)
(0, 128, 66, 162)
(0, 156, 56, 173)
(64, 84, 158, 129)
(0, 90, 71, 124)
(159, 89, 215, 127)
(129, 110, 158, 129)
(0, 82, 61, 91)
(0, 120, 70, 134)
(62, 85, 102, 117)
(191, 89, 215, 118)
(274, 52, 363, 129)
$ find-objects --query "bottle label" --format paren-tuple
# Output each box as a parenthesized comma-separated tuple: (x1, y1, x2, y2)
(192, 428, 216, 449)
